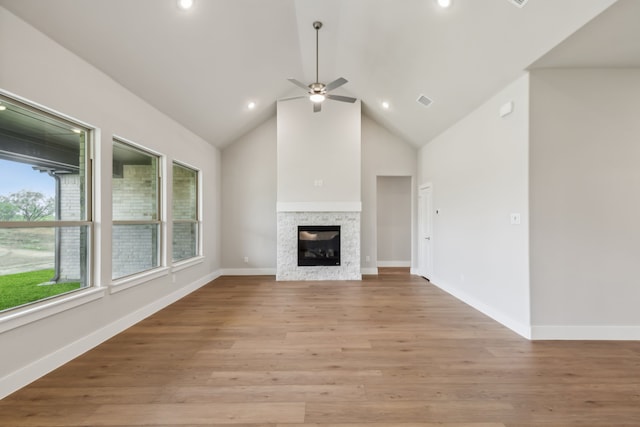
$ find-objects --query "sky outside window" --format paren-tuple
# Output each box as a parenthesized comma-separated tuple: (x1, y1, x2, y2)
(0, 159, 55, 198)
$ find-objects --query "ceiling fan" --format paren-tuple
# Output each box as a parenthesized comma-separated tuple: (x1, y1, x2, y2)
(282, 21, 357, 113)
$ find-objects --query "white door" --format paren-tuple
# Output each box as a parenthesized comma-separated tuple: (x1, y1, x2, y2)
(418, 185, 433, 280)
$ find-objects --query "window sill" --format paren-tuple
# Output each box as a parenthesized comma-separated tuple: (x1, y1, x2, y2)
(110, 267, 170, 294)
(0, 287, 106, 334)
(172, 256, 204, 273)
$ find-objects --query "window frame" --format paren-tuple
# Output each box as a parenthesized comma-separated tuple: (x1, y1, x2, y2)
(0, 90, 100, 331)
(171, 161, 202, 265)
(110, 136, 166, 288)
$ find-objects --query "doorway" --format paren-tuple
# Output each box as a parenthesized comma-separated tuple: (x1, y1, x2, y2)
(376, 176, 412, 269)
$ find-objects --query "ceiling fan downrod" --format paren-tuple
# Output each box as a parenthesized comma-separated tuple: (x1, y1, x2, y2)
(313, 21, 322, 84)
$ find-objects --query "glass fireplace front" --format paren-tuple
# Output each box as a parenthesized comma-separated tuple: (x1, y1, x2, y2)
(297, 225, 340, 266)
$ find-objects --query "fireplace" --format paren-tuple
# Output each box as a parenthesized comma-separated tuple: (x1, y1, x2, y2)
(298, 225, 340, 266)
(277, 211, 360, 281)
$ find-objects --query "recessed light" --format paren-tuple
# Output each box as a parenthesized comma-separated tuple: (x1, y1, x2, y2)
(247, 101, 256, 110)
(177, 0, 194, 11)
(437, 0, 452, 8)
(381, 101, 390, 110)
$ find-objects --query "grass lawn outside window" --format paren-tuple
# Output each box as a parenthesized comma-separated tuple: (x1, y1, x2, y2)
(0, 269, 81, 312)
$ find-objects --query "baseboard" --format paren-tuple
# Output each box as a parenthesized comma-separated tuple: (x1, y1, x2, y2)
(531, 325, 640, 340)
(429, 276, 532, 339)
(0, 270, 221, 400)
(376, 261, 411, 267)
(361, 268, 379, 275)
(220, 268, 277, 276)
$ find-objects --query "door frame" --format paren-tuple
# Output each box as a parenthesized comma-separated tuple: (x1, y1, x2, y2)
(418, 183, 433, 280)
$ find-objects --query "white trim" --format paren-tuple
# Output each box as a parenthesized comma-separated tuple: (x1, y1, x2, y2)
(0, 88, 96, 130)
(171, 256, 205, 273)
(377, 260, 411, 267)
(531, 325, 640, 341)
(221, 268, 276, 276)
(0, 287, 105, 334)
(361, 268, 379, 275)
(276, 201, 362, 212)
(110, 267, 170, 294)
(429, 276, 532, 339)
(0, 270, 221, 400)
(410, 267, 420, 276)
(112, 134, 163, 158)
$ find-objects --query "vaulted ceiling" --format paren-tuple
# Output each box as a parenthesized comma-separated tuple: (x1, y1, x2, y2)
(1, 0, 635, 149)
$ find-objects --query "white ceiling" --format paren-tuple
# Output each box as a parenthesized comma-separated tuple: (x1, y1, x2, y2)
(0, 0, 632, 149)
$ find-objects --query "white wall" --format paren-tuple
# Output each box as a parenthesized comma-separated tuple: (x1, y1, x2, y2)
(418, 74, 530, 338)
(276, 99, 361, 207)
(360, 115, 416, 272)
(377, 176, 412, 266)
(0, 7, 221, 397)
(529, 68, 640, 339)
(221, 117, 277, 273)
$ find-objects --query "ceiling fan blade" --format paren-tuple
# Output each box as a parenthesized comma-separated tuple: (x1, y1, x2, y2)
(288, 78, 310, 92)
(325, 77, 348, 92)
(279, 95, 307, 102)
(313, 102, 322, 113)
(327, 94, 357, 103)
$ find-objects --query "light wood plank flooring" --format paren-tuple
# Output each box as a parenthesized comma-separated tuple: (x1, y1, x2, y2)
(2, 270, 640, 426)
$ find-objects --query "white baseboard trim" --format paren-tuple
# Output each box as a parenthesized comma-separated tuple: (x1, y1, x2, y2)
(531, 325, 640, 340)
(220, 268, 276, 276)
(429, 276, 532, 340)
(376, 261, 411, 267)
(0, 270, 221, 400)
(410, 267, 420, 276)
(361, 268, 379, 275)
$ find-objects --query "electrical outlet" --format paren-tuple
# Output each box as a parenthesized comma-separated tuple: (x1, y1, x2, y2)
(510, 213, 521, 225)
(365, 255, 370, 263)
(243, 256, 249, 263)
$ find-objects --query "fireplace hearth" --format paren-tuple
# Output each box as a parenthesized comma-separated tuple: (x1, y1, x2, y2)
(298, 225, 340, 266)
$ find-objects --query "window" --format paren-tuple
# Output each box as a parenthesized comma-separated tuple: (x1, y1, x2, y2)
(0, 93, 93, 313)
(172, 162, 199, 262)
(112, 139, 161, 280)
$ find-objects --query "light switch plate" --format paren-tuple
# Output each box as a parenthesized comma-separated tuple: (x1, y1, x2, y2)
(510, 213, 521, 225)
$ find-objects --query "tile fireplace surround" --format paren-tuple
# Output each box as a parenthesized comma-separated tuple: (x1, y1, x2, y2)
(276, 211, 361, 281)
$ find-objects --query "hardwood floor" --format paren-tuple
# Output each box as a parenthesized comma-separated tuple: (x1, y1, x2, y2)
(2, 270, 640, 426)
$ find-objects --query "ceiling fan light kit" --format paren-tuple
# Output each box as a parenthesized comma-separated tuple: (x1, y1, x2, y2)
(310, 93, 325, 103)
(177, 0, 194, 11)
(283, 21, 357, 113)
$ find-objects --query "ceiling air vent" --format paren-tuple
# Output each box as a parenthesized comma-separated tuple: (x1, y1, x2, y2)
(508, 0, 529, 8)
(416, 94, 433, 108)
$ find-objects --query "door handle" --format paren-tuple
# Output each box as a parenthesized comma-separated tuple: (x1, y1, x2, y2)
(425, 236, 431, 240)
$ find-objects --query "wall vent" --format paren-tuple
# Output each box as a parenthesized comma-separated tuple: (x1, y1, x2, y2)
(416, 94, 433, 108)
(508, 0, 529, 8)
